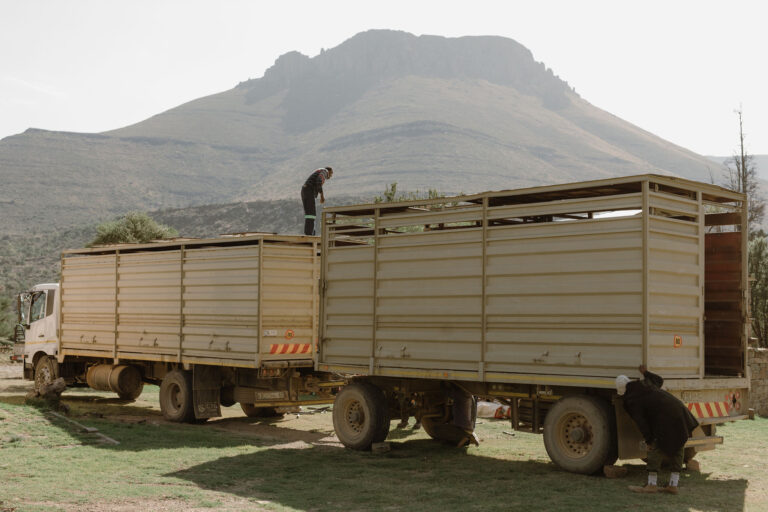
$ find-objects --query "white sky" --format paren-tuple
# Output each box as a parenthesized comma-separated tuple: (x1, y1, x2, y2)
(1, 0, 766, 156)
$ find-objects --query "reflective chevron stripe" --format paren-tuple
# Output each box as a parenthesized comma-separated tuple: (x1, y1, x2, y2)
(269, 343, 312, 355)
(686, 401, 730, 418)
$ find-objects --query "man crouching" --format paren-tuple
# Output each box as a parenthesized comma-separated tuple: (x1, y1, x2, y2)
(616, 365, 699, 495)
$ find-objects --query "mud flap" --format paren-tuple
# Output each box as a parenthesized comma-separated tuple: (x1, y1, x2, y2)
(192, 365, 222, 419)
(614, 397, 645, 460)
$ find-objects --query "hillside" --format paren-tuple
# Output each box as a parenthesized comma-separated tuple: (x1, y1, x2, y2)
(0, 30, 724, 236)
(0, 195, 368, 304)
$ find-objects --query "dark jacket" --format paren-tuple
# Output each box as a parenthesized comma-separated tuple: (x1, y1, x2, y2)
(623, 370, 699, 457)
(303, 169, 326, 198)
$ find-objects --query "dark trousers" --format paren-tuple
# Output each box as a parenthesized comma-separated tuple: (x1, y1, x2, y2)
(647, 445, 684, 473)
(301, 186, 316, 236)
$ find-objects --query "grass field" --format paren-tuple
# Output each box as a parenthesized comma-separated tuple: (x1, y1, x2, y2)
(0, 366, 766, 512)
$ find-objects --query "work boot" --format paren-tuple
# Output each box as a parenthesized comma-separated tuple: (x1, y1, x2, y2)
(628, 484, 658, 493)
(412, 421, 421, 430)
(661, 485, 679, 495)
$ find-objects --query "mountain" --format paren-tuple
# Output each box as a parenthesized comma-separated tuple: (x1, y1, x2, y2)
(0, 29, 724, 236)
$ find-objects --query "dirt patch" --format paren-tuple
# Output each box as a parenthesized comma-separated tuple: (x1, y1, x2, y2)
(0, 364, 22, 380)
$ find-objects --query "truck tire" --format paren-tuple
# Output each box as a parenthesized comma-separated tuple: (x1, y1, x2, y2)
(333, 381, 388, 450)
(421, 396, 477, 444)
(34, 355, 59, 392)
(240, 404, 284, 418)
(159, 369, 195, 423)
(543, 395, 614, 475)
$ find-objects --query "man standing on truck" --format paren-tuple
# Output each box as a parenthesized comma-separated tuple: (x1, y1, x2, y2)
(616, 365, 699, 495)
(301, 167, 333, 236)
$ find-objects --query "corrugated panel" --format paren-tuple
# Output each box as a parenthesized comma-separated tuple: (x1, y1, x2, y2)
(60, 254, 116, 355)
(647, 211, 703, 378)
(61, 238, 318, 367)
(321, 177, 741, 383)
(260, 244, 316, 361)
(116, 250, 182, 358)
(323, 245, 374, 365)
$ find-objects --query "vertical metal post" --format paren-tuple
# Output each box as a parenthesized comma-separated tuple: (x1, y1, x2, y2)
(480, 196, 488, 381)
(113, 249, 120, 364)
(370, 208, 380, 375)
(642, 181, 650, 368)
(178, 245, 185, 364)
(257, 239, 264, 368)
(58, 253, 64, 362)
(698, 191, 706, 378)
(311, 239, 318, 364)
(318, 212, 330, 369)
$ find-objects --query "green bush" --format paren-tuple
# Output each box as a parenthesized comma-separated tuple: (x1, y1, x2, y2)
(89, 212, 178, 247)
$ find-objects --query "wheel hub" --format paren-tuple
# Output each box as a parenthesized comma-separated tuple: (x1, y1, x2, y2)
(569, 427, 586, 443)
(560, 413, 594, 457)
(345, 401, 364, 433)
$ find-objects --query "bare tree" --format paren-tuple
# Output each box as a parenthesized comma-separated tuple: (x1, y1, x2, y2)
(724, 107, 765, 238)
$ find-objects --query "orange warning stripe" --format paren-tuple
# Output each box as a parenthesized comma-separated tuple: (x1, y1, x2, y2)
(269, 343, 311, 355)
(686, 401, 730, 418)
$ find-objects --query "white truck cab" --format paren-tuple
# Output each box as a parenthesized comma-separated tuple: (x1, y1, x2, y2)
(16, 283, 60, 380)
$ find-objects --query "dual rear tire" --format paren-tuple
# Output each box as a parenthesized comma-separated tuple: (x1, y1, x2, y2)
(332, 381, 390, 450)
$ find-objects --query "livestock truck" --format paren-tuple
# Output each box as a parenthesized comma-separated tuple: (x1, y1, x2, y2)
(319, 174, 751, 474)
(14, 234, 342, 421)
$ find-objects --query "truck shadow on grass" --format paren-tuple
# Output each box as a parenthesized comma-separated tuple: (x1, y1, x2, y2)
(166, 439, 748, 512)
(0, 395, 333, 450)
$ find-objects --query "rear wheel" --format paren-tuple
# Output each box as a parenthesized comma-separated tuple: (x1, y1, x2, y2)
(543, 395, 614, 474)
(421, 395, 477, 444)
(34, 355, 59, 392)
(159, 369, 195, 422)
(240, 404, 284, 418)
(333, 381, 388, 450)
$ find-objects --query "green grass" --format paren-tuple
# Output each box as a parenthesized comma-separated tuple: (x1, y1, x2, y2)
(0, 386, 766, 512)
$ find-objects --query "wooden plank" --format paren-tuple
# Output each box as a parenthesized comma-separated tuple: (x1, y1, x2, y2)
(705, 212, 742, 226)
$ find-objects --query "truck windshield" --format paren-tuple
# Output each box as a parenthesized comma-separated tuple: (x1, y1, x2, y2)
(17, 292, 31, 325)
(30, 292, 46, 323)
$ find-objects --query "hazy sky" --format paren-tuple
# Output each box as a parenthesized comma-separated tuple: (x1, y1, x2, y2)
(1, 0, 766, 155)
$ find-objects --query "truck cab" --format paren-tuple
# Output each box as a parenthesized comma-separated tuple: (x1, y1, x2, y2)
(15, 283, 60, 380)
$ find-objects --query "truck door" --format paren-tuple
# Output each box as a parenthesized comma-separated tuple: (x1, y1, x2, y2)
(26, 290, 58, 356)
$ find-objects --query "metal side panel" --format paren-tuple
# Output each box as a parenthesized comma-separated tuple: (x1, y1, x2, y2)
(647, 211, 703, 377)
(60, 254, 117, 354)
(180, 245, 260, 360)
(484, 216, 644, 377)
(321, 245, 374, 366)
(117, 250, 183, 359)
(260, 244, 318, 361)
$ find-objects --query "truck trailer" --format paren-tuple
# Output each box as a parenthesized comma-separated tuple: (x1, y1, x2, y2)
(319, 174, 750, 474)
(15, 234, 342, 421)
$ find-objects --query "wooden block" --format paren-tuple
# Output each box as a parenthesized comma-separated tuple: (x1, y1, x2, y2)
(371, 442, 391, 454)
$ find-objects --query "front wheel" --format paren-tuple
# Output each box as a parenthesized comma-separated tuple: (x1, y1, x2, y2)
(34, 355, 59, 392)
(543, 395, 614, 474)
(333, 381, 389, 450)
(159, 369, 195, 422)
